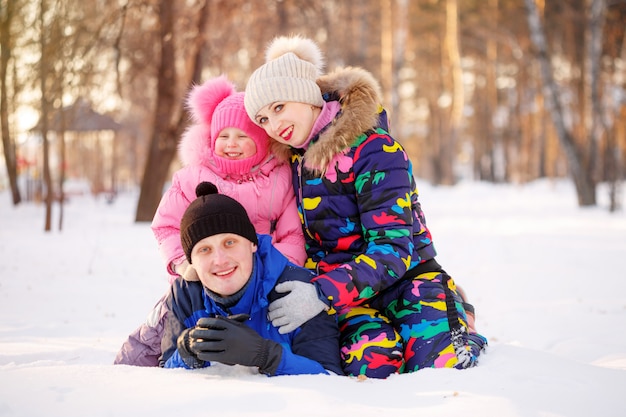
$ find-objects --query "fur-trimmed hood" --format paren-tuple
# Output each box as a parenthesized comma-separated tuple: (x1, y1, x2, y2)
(178, 122, 213, 167)
(272, 66, 383, 173)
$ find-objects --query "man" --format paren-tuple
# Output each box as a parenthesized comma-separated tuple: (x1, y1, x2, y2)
(159, 182, 342, 376)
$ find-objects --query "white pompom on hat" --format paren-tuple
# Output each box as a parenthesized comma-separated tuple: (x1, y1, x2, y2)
(244, 35, 325, 122)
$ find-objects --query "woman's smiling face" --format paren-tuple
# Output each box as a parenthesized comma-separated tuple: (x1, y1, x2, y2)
(254, 102, 318, 148)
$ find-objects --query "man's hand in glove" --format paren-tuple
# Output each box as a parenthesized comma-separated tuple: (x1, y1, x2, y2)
(188, 314, 283, 376)
(268, 281, 328, 334)
(176, 327, 206, 369)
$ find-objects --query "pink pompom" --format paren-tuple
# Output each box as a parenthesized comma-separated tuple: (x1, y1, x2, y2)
(186, 75, 236, 125)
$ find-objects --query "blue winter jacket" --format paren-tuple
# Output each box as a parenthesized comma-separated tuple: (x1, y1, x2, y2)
(159, 234, 343, 376)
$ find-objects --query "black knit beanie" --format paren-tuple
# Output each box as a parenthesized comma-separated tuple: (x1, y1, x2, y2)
(180, 182, 258, 263)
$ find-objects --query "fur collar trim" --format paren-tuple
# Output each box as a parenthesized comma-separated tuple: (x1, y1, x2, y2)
(271, 66, 382, 174)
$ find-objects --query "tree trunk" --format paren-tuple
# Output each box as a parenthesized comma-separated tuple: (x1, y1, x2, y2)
(39, 0, 53, 231)
(441, 0, 462, 185)
(524, 0, 596, 206)
(134, 0, 179, 222)
(392, 0, 408, 126)
(57, 126, 65, 231)
(172, 0, 208, 142)
(135, 0, 209, 222)
(380, 0, 392, 111)
(486, 0, 499, 182)
(588, 0, 621, 211)
(0, 0, 21, 205)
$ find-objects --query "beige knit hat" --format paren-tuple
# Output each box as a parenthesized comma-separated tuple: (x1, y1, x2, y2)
(245, 35, 325, 122)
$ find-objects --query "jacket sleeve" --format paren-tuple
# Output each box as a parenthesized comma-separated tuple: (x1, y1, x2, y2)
(269, 164, 307, 266)
(159, 288, 183, 367)
(114, 294, 168, 366)
(271, 343, 329, 376)
(270, 266, 343, 376)
(313, 132, 418, 310)
(159, 281, 208, 369)
(151, 170, 196, 278)
(282, 310, 343, 375)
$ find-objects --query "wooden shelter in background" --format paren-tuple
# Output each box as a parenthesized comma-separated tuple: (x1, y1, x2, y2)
(30, 98, 122, 197)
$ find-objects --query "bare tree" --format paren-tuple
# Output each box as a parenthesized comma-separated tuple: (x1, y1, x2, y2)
(587, 0, 621, 211)
(134, 0, 178, 222)
(39, 0, 53, 231)
(434, 0, 463, 185)
(8, 0, 625, 219)
(524, 0, 597, 206)
(134, 0, 209, 222)
(0, 0, 21, 205)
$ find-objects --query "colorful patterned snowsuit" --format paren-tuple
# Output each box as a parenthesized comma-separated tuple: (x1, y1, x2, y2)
(282, 67, 487, 378)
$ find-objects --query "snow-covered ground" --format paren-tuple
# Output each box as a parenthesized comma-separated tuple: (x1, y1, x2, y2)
(1, 179, 625, 417)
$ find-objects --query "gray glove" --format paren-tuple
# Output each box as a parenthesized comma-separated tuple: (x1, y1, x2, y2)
(268, 281, 328, 334)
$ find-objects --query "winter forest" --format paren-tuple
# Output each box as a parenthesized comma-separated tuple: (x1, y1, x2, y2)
(1, 0, 625, 227)
(2, 2, 626, 415)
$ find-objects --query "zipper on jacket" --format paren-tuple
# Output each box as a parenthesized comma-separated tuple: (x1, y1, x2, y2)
(297, 158, 316, 241)
(269, 173, 278, 235)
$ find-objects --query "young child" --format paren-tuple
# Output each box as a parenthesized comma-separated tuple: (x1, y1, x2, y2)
(160, 181, 342, 376)
(244, 35, 487, 378)
(114, 76, 305, 366)
(152, 75, 305, 282)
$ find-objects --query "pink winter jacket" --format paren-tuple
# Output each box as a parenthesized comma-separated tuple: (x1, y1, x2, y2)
(151, 124, 306, 283)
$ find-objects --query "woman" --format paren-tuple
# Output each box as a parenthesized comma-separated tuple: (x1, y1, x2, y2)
(244, 35, 486, 378)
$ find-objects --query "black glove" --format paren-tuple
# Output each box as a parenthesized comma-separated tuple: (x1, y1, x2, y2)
(176, 327, 206, 369)
(188, 314, 283, 375)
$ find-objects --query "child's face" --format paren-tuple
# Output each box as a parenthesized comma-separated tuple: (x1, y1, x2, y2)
(254, 102, 318, 148)
(190, 233, 257, 296)
(214, 127, 257, 159)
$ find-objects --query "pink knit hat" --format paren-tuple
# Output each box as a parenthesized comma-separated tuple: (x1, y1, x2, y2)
(187, 76, 269, 175)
